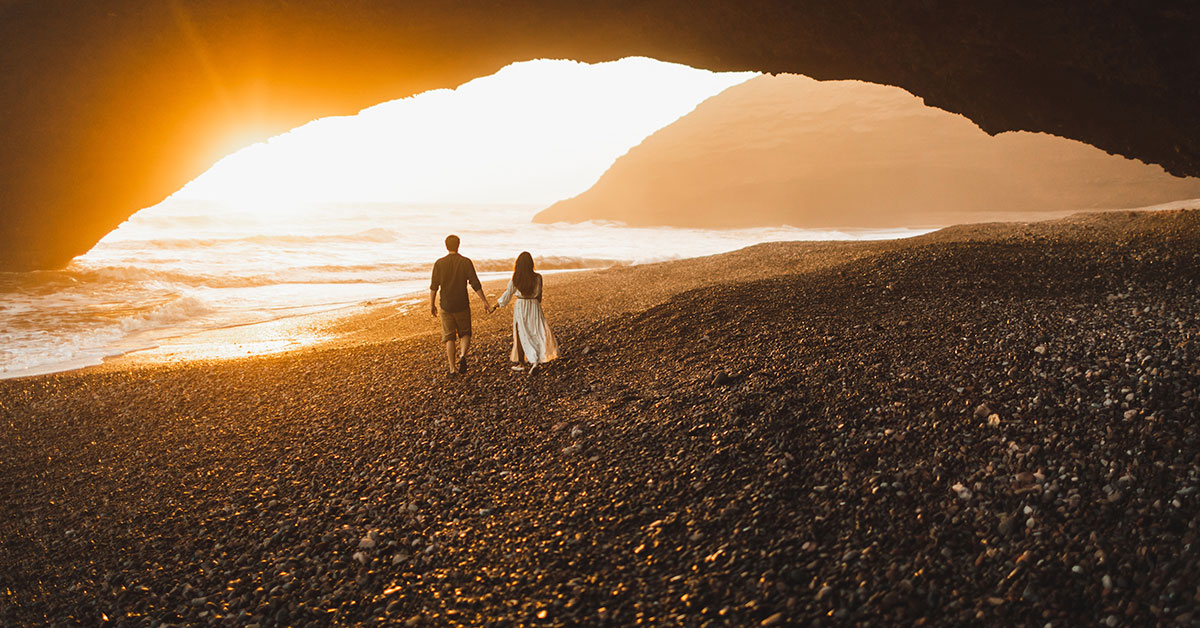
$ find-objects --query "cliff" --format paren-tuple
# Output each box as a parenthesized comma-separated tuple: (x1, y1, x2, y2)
(3, 2, 1200, 268)
(535, 75, 1200, 229)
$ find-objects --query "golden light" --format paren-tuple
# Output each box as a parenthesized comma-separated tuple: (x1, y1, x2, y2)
(174, 58, 757, 210)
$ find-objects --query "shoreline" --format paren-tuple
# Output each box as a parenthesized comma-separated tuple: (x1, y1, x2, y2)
(11, 202, 1194, 382)
(0, 231, 919, 382)
(26, 202, 1194, 382)
(18, 231, 914, 381)
(2, 209, 1198, 626)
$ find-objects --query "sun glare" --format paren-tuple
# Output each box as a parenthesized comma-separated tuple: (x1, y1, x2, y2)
(174, 58, 756, 209)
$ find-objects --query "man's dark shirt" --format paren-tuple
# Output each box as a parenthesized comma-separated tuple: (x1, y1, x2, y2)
(431, 253, 481, 313)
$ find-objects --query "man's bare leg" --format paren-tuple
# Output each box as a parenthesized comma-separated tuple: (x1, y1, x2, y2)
(457, 335, 472, 374)
(444, 340, 457, 373)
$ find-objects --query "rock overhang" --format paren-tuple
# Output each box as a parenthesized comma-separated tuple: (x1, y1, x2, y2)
(1, 1, 1197, 270)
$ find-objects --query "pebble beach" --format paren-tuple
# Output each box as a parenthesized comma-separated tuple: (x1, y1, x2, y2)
(2, 210, 1199, 626)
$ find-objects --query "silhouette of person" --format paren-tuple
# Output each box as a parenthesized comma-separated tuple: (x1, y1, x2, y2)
(496, 251, 558, 374)
(430, 234, 493, 375)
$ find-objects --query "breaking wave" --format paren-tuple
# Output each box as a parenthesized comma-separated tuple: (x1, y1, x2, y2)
(0, 295, 216, 377)
(111, 227, 400, 250)
(1, 200, 929, 378)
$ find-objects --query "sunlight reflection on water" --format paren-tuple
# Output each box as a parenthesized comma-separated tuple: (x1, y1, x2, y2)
(0, 199, 931, 378)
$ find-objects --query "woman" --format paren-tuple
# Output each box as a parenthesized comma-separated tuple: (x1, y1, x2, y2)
(496, 251, 559, 373)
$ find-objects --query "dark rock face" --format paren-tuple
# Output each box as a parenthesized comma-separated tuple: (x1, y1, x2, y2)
(2, 1, 1199, 269)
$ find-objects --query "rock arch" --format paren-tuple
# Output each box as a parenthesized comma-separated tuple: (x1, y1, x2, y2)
(2, 1, 1197, 270)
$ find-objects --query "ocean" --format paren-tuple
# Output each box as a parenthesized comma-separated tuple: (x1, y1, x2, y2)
(0, 199, 929, 378)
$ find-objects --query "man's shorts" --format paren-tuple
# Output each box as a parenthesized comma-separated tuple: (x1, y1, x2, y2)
(440, 308, 472, 342)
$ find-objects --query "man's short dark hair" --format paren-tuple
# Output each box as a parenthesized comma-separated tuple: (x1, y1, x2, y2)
(445, 234, 460, 252)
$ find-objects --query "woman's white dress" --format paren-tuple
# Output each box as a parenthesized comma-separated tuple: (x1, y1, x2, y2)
(497, 274, 558, 365)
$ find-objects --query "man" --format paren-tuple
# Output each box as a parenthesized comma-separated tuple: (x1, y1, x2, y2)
(430, 234, 493, 375)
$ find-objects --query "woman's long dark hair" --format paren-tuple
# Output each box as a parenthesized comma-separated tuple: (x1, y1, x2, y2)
(513, 251, 538, 296)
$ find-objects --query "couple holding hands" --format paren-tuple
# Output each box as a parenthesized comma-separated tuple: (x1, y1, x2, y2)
(430, 234, 558, 376)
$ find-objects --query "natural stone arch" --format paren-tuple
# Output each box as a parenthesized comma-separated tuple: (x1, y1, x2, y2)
(1, 1, 1197, 270)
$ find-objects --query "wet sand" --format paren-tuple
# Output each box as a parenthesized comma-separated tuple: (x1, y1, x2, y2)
(2, 210, 1198, 626)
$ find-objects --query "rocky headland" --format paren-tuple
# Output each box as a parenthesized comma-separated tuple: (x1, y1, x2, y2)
(535, 75, 1200, 229)
(2, 210, 1198, 626)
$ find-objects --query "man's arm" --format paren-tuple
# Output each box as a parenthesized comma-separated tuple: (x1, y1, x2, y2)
(430, 261, 440, 317)
(474, 287, 493, 313)
(466, 260, 493, 313)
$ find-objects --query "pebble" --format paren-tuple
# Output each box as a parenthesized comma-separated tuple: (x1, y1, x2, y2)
(5, 212, 1200, 627)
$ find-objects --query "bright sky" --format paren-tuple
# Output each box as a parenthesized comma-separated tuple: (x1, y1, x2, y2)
(175, 58, 756, 206)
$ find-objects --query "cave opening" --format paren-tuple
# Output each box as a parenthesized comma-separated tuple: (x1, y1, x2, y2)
(5, 47, 1200, 378)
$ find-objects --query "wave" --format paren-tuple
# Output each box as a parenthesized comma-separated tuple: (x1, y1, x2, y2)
(67, 266, 280, 289)
(117, 295, 215, 332)
(0, 294, 216, 376)
(112, 228, 400, 250)
(472, 256, 625, 272)
(56, 256, 622, 290)
(64, 264, 416, 289)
